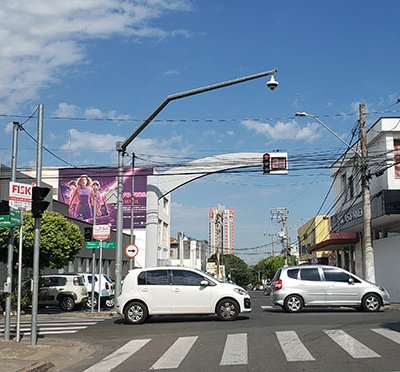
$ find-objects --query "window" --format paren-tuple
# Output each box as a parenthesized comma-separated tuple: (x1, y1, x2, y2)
(40, 277, 67, 287)
(138, 270, 169, 285)
(323, 268, 361, 283)
(348, 175, 354, 199)
(323, 268, 350, 282)
(341, 174, 347, 201)
(394, 139, 400, 178)
(299, 268, 321, 281)
(171, 270, 204, 286)
(287, 269, 299, 279)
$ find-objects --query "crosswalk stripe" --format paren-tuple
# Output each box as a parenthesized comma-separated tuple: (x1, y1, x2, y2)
(220, 333, 248, 366)
(276, 331, 315, 362)
(371, 328, 400, 344)
(0, 330, 79, 335)
(324, 330, 381, 358)
(83, 339, 151, 372)
(150, 336, 198, 370)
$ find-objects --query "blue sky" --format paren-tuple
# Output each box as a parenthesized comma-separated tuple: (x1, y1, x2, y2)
(0, 1, 399, 265)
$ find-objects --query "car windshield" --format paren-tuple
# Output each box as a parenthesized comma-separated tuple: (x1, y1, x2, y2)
(104, 275, 114, 283)
(193, 268, 222, 283)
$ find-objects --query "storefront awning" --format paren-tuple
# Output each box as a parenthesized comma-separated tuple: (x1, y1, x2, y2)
(309, 232, 359, 252)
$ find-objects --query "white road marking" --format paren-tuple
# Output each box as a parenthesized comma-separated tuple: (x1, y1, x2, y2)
(276, 331, 315, 362)
(220, 333, 248, 365)
(371, 328, 400, 344)
(83, 339, 151, 372)
(260, 305, 274, 310)
(150, 336, 198, 370)
(324, 329, 381, 358)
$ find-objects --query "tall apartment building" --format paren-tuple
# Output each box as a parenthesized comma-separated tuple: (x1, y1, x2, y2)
(209, 204, 235, 255)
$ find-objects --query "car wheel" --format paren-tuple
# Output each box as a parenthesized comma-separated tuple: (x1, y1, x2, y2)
(105, 298, 114, 308)
(86, 293, 99, 309)
(59, 296, 75, 312)
(216, 299, 239, 321)
(284, 294, 303, 313)
(362, 293, 381, 312)
(124, 301, 148, 324)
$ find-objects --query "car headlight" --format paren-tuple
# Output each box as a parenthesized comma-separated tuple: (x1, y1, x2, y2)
(234, 288, 247, 296)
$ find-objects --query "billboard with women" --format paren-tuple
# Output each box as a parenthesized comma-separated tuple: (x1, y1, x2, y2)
(58, 167, 153, 229)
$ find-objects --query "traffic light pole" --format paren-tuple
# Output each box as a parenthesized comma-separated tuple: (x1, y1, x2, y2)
(91, 187, 98, 313)
(31, 104, 44, 346)
(4, 121, 19, 341)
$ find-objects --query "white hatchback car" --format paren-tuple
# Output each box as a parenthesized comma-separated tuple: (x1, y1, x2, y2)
(116, 267, 252, 324)
(272, 265, 390, 313)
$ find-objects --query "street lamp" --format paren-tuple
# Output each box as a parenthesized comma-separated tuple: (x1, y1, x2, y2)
(114, 68, 279, 297)
(295, 112, 361, 157)
(295, 107, 375, 282)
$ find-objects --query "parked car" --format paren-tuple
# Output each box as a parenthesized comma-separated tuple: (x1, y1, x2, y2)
(79, 273, 115, 308)
(271, 265, 390, 313)
(39, 274, 88, 311)
(116, 267, 252, 324)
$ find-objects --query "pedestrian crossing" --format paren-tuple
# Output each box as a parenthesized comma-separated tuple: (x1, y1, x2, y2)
(0, 316, 105, 336)
(82, 327, 400, 371)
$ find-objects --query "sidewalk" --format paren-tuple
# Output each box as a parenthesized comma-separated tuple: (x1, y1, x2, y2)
(0, 310, 118, 372)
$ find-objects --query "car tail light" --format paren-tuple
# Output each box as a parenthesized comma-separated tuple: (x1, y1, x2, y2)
(105, 282, 109, 290)
(274, 279, 283, 291)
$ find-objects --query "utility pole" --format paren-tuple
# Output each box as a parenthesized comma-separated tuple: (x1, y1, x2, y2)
(4, 122, 19, 341)
(359, 103, 375, 282)
(31, 104, 44, 346)
(130, 153, 135, 269)
(270, 208, 289, 266)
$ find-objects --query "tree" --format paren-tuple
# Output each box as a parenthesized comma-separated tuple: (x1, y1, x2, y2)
(208, 253, 251, 287)
(254, 255, 297, 282)
(0, 211, 83, 270)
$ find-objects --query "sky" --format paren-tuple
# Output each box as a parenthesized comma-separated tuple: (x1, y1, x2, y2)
(0, 1, 399, 265)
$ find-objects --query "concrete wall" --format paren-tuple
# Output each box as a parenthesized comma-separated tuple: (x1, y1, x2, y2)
(373, 235, 400, 303)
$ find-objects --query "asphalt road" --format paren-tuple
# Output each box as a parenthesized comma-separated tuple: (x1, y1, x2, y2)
(55, 291, 400, 372)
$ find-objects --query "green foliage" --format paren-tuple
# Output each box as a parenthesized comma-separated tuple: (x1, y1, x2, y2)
(0, 211, 83, 270)
(0, 285, 31, 311)
(253, 255, 298, 281)
(208, 253, 252, 287)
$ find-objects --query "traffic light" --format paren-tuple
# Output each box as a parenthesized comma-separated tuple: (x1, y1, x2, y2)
(262, 152, 288, 175)
(31, 186, 51, 218)
(263, 153, 271, 174)
(84, 227, 93, 242)
(0, 200, 10, 215)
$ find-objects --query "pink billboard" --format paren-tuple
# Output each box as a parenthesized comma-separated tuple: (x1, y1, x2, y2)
(58, 167, 153, 229)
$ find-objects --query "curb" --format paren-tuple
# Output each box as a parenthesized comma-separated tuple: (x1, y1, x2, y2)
(17, 361, 54, 372)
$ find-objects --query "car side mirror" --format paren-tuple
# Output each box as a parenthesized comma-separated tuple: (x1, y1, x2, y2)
(200, 280, 209, 287)
(348, 278, 354, 285)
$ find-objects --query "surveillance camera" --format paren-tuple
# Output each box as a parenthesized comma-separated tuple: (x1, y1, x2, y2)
(266, 75, 279, 91)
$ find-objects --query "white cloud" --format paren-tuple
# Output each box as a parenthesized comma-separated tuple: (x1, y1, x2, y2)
(4, 122, 13, 134)
(61, 128, 124, 152)
(53, 102, 80, 117)
(163, 69, 181, 76)
(61, 129, 188, 162)
(242, 119, 321, 142)
(0, 0, 192, 112)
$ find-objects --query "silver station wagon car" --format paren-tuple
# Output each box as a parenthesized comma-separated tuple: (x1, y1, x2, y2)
(271, 265, 390, 313)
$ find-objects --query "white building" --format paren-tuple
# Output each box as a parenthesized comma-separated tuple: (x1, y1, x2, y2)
(169, 233, 209, 270)
(209, 204, 235, 255)
(330, 117, 400, 302)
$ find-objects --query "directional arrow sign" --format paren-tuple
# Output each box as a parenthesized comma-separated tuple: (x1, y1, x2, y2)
(125, 244, 138, 258)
